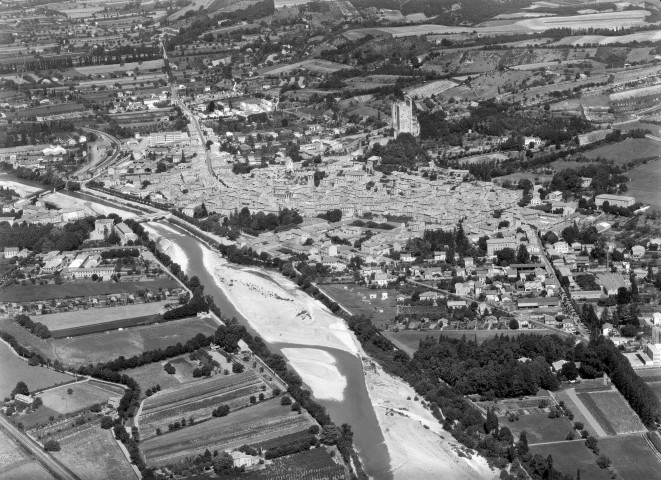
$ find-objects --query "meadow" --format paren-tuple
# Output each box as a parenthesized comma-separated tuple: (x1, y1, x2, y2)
(0, 278, 178, 302)
(505, 413, 574, 445)
(529, 442, 610, 480)
(142, 398, 314, 466)
(599, 435, 661, 480)
(627, 160, 661, 210)
(38, 381, 124, 415)
(50, 316, 217, 365)
(320, 284, 397, 326)
(0, 340, 73, 398)
(584, 138, 660, 163)
(54, 428, 137, 480)
(0, 429, 54, 480)
(38, 301, 169, 337)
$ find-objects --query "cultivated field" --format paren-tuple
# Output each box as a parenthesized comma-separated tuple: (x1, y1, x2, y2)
(553, 29, 661, 46)
(529, 442, 610, 480)
(0, 278, 179, 302)
(0, 341, 73, 398)
(575, 389, 646, 435)
(584, 138, 660, 164)
(50, 316, 217, 365)
(142, 398, 315, 466)
(238, 448, 346, 479)
(518, 10, 651, 31)
(320, 284, 397, 326)
(627, 160, 661, 210)
(139, 371, 268, 440)
(504, 413, 573, 445)
(599, 435, 661, 480)
(123, 357, 195, 391)
(0, 429, 54, 480)
(74, 60, 164, 76)
(38, 381, 124, 415)
(54, 428, 137, 480)
(38, 301, 169, 337)
(263, 59, 351, 76)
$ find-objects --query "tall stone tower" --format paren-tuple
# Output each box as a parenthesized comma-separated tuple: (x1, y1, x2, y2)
(392, 95, 420, 139)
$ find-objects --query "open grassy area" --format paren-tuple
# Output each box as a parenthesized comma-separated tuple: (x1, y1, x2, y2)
(0, 278, 179, 302)
(0, 340, 73, 398)
(599, 435, 661, 480)
(505, 414, 574, 445)
(38, 301, 168, 337)
(319, 284, 398, 327)
(383, 328, 556, 356)
(50, 316, 217, 365)
(38, 381, 123, 415)
(529, 441, 609, 480)
(0, 429, 54, 480)
(627, 160, 661, 211)
(584, 138, 660, 164)
(54, 428, 137, 480)
(142, 398, 314, 466)
(124, 355, 196, 391)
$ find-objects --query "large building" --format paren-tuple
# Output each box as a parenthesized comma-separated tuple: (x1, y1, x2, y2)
(148, 131, 190, 147)
(595, 194, 635, 208)
(486, 237, 517, 256)
(391, 96, 420, 138)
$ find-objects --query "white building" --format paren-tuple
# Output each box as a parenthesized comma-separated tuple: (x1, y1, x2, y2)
(392, 96, 420, 138)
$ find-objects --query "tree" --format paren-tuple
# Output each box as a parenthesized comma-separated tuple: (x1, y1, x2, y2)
(44, 440, 61, 452)
(561, 361, 579, 381)
(585, 436, 598, 452)
(496, 248, 516, 266)
(485, 407, 499, 433)
(517, 431, 529, 455)
(509, 318, 519, 330)
(12, 381, 29, 397)
(280, 395, 292, 406)
(516, 244, 530, 264)
(213, 452, 234, 473)
(320, 424, 342, 445)
(596, 455, 611, 469)
(100, 416, 113, 429)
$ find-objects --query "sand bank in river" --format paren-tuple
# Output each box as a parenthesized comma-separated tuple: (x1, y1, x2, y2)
(280, 348, 347, 401)
(363, 358, 496, 480)
(143, 224, 190, 273)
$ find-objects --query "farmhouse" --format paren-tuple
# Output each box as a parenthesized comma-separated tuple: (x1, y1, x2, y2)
(14, 393, 34, 405)
(230, 451, 259, 468)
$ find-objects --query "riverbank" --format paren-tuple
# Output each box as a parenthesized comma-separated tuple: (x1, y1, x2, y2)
(362, 358, 496, 480)
(41, 190, 139, 219)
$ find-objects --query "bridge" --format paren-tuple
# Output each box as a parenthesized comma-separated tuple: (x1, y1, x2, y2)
(136, 212, 172, 223)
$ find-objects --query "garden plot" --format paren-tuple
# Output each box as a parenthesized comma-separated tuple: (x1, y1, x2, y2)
(142, 398, 314, 466)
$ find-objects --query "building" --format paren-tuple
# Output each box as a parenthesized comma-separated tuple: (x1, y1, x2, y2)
(95, 218, 115, 236)
(516, 297, 560, 309)
(14, 393, 34, 405)
(148, 131, 190, 147)
(230, 451, 259, 468)
(114, 222, 138, 245)
(595, 194, 635, 208)
(486, 237, 517, 256)
(391, 96, 420, 138)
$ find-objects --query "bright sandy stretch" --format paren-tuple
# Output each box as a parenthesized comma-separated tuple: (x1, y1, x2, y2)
(41, 191, 138, 219)
(143, 224, 190, 273)
(202, 246, 359, 355)
(280, 348, 347, 401)
(364, 359, 495, 480)
(0, 179, 42, 198)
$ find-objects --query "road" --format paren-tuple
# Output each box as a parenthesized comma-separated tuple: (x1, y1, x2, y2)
(73, 127, 122, 181)
(0, 415, 80, 480)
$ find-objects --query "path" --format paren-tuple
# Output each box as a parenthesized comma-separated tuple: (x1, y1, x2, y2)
(0, 415, 80, 480)
(565, 388, 608, 437)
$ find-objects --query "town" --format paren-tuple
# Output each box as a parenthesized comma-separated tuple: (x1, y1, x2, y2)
(1, 0, 661, 479)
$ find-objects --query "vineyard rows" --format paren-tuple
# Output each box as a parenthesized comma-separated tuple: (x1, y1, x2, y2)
(143, 371, 261, 412)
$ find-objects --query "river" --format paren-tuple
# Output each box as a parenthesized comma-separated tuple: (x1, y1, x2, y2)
(145, 221, 392, 480)
(0, 173, 393, 478)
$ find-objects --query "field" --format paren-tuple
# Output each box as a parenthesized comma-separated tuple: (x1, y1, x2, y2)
(50, 316, 217, 365)
(504, 414, 573, 445)
(0, 278, 179, 302)
(141, 398, 315, 466)
(262, 59, 350, 76)
(553, 30, 661, 46)
(74, 60, 164, 75)
(123, 357, 194, 391)
(529, 442, 610, 480)
(54, 428, 137, 480)
(0, 429, 54, 480)
(383, 328, 556, 356)
(37, 301, 169, 337)
(0, 340, 73, 398)
(627, 160, 661, 210)
(584, 138, 660, 163)
(319, 284, 397, 326)
(139, 371, 268, 440)
(599, 435, 661, 480)
(577, 390, 646, 435)
(38, 381, 124, 415)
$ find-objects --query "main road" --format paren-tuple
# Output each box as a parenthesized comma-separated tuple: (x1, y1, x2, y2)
(0, 415, 80, 480)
